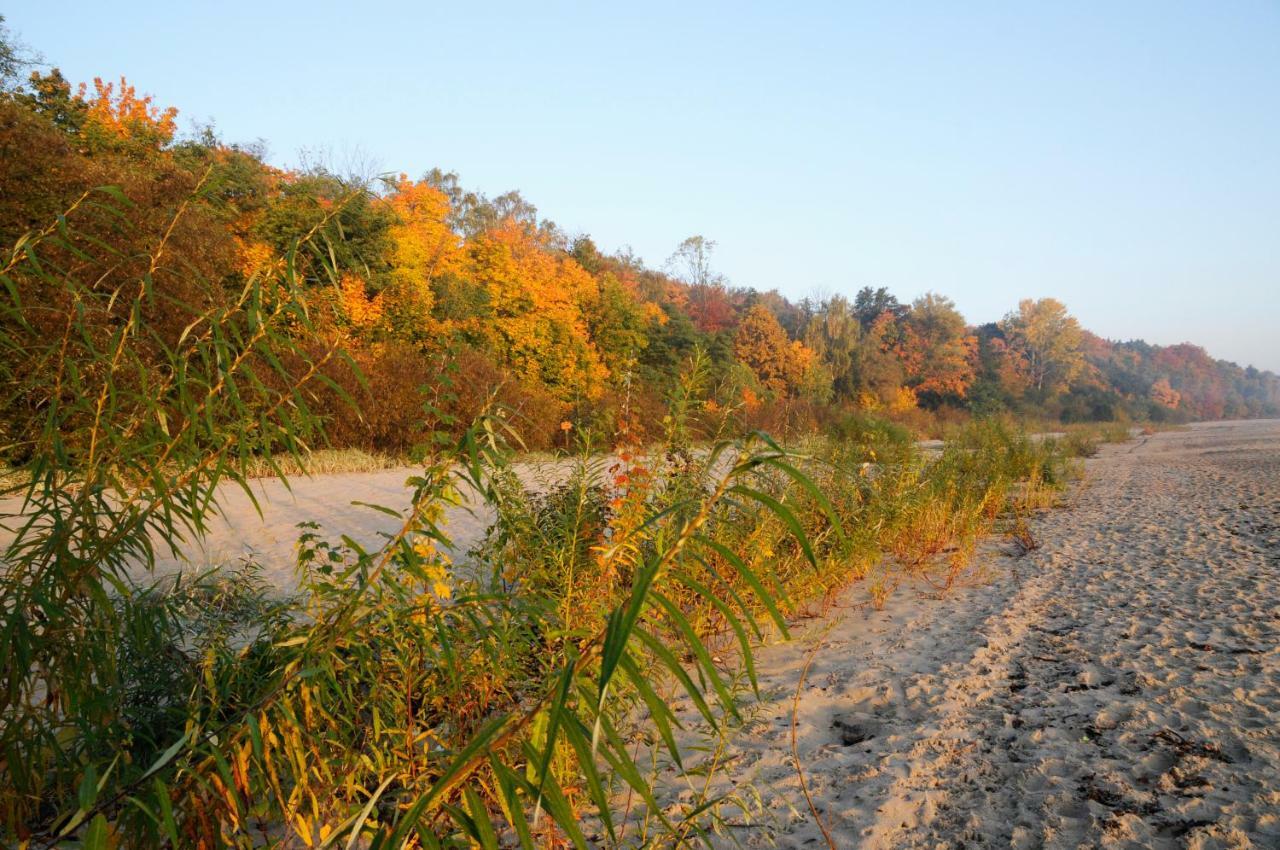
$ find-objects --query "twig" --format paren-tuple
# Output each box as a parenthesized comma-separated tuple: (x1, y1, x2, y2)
(790, 628, 837, 850)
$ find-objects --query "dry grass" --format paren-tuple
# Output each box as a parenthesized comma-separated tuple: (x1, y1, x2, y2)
(240, 447, 407, 478)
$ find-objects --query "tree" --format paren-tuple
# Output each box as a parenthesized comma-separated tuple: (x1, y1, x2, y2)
(734, 303, 815, 398)
(666, 235, 719, 289)
(853, 286, 906, 330)
(1149, 377, 1180, 409)
(585, 273, 653, 376)
(803, 295, 862, 401)
(423, 167, 542, 238)
(16, 69, 89, 136)
(853, 310, 909, 408)
(460, 220, 607, 399)
(903, 293, 977, 404)
(77, 76, 178, 155)
(380, 175, 461, 341)
(999, 298, 1084, 394)
(667, 235, 736, 333)
(256, 171, 395, 290)
(1, 15, 33, 92)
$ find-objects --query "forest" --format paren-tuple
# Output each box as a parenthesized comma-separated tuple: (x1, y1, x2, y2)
(2, 24, 1279, 849)
(1, 42, 1275, 465)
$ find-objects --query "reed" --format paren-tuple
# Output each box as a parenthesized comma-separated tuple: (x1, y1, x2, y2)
(0, 192, 1078, 848)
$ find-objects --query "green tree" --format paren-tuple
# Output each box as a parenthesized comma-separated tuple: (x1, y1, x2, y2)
(853, 285, 906, 330)
(804, 295, 863, 401)
(256, 172, 395, 289)
(585, 272, 651, 376)
(14, 69, 89, 135)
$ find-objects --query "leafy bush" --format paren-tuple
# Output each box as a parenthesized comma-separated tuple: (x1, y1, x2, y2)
(0, 183, 1078, 847)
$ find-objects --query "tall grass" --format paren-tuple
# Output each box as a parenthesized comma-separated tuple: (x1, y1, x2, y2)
(0, 189, 1085, 847)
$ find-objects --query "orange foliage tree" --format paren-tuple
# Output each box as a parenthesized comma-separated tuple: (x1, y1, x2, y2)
(78, 76, 178, 154)
(902, 293, 977, 403)
(733, 303, 818, 398)
(460, 220, 608, 400)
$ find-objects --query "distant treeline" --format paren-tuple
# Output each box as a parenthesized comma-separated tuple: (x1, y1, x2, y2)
(2, 36, 1276, 455)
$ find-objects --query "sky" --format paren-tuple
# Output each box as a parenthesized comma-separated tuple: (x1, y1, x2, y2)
(7, 1, 1279, 371)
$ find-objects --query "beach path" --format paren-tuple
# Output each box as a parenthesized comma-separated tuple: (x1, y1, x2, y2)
(682, 420, 1278, 849)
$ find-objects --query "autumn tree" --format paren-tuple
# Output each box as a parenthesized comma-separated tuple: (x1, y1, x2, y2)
(1000, 298, 1085, 395)
(460, 220, 607, 399)
(967, 324, 1032, 413)
(4, 30, 1278, 455)
(667, 235, 736, 333)
(378, 175, 461, 342)
(734, 303, 818, 398)
(903, 293, 977, 405)
(1149, 377, 1181, 409)
(77, 76, 178, 155)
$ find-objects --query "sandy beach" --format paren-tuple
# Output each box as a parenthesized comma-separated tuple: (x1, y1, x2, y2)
(0, 456, 574, 588)
(3, 422, 1274, 846)
(660, 419, 1279, 848)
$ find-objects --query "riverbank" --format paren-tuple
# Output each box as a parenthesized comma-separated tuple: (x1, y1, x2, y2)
(659, 419, 1278, 848)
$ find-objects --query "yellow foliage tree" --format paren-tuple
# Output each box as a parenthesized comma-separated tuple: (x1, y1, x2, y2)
(888, 385, 918, 413)
(382, 176, 461, 341)
(1000, 298, 1085, 394)
(462, 221, 607, 399)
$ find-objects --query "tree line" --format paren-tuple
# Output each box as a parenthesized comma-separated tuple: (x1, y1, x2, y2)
(2, 29, 1276, 457)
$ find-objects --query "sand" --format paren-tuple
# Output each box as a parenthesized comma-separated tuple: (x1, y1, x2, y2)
(657, 419, 1279, 848)
(0, 456, 576, 588)
(3, 421, 1275, 846)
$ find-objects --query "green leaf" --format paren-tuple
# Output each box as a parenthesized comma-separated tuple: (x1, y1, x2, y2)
(617, 653, 684, 766)
(350, 500, 404, 518)
(728, 484, 817, 569)
(694, 535, 790, 638)
(154, 778, 179, 846)
(633, 628, 716, 728)
(755, 455, 847, 545)
(531, 657, 576, 820)
(514, 744, 590, 850)
(560, 711, 616, 843)
(650, 590, 740, 720)
(463, 785, 500, 850)
(598, 553, 662, 705)
(82, 814, 109, 850)
(673, 569, 759, 696)
(78, 765, 99, 811)
(418, 710, 510, 812)
(490, 758, 537, 850)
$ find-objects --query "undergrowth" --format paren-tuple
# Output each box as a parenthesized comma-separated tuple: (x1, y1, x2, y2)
(0, 188, 1126, 847)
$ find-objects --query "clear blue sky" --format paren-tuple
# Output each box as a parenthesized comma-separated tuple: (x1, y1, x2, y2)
(7, 1, 1279, 371)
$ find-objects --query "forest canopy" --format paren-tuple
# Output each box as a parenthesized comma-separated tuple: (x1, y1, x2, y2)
(1, 32, 1276, 457)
